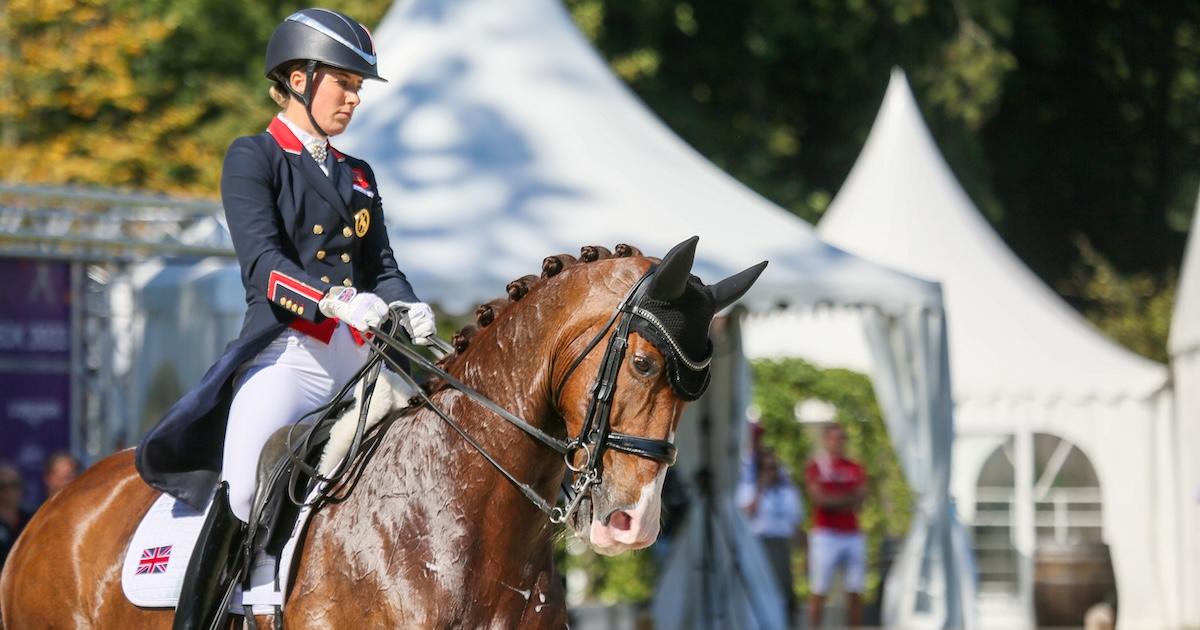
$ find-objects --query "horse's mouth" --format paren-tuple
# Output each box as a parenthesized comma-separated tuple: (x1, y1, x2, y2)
(568, 495, 593, 536)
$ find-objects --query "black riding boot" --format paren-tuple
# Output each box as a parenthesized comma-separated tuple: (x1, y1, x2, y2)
(173, 482, 247, 630)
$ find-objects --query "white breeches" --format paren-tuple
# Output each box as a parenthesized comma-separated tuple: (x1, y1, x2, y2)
(221, 324, 369, 522)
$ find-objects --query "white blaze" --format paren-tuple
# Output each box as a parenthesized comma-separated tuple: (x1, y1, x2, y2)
(588, 432, 675, 554)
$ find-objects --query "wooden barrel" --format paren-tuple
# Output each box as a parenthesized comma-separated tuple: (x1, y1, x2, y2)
(1033, 542, 1117, 627)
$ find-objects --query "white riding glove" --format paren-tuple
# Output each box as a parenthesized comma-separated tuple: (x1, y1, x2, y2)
(389, 300, 437, 345)
(319, 287, 388, 333)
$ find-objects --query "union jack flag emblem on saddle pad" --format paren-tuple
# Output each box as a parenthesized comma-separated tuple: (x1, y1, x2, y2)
(135, 545, 172, 574)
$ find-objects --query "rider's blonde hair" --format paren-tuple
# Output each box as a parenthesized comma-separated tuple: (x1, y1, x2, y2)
(268, 61, 308, 109)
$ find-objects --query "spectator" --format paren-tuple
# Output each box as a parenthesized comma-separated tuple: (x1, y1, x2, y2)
(42, 451, 82, 500)
(0, 463, 34, 571)
(737, 450, 805, 622)
(806, 424, 867, 628)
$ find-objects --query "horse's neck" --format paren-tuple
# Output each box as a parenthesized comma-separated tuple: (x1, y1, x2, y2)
(309, 284, 578, 590)
(297, 398, 562, 618)
(446, 294, 564, 425)
(419, 285, 575, 506)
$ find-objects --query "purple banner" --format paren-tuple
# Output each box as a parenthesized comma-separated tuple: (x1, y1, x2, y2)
(0, 258, 72, 511)
(0, 259, 71, 358)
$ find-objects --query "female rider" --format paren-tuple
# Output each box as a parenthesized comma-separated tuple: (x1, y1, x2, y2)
(134, 9, 435, 628)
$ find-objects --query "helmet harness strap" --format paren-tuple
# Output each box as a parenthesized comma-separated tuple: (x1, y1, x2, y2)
(278, 59, 329, 139)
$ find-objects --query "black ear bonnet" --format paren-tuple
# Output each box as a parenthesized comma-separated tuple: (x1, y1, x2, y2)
(630, 273, 716, 401)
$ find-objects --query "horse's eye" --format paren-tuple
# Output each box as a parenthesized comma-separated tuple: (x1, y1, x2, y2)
(630, 354, 659, 377)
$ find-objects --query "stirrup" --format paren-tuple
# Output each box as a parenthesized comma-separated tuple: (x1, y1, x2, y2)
(173, 482, 247, 630)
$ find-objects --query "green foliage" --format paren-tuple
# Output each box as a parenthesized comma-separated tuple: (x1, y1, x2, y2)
(916, 9, 1016, 131)
(751, 357, 912, 601)
(557, 537, 659, 604)
(566, 0, 1021, 226)
(565, 0, 1195, 354)
(1063, 236, 1176, 363)
(1, 0, 392, 194)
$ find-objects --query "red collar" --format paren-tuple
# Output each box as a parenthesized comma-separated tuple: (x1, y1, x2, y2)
(267, 117, 303, 155)
(266, 117, 347, 162)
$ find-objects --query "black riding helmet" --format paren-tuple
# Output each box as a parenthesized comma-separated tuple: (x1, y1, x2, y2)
(264, 8, 385, 136)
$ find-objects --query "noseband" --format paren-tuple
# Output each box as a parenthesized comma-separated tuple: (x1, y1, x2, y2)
(551, 272, 681, 519)
(364, 267, 686, 525)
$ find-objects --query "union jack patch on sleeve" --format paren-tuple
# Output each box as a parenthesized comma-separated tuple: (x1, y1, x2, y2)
(350, 167, 374, 197)
(135, 545, 173, 575)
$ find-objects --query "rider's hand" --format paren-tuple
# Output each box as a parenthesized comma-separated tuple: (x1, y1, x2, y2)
(389, 300, 437, 345)
(319, 287, 388, 333)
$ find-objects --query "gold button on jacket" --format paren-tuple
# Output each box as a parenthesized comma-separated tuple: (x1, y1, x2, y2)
(342, 226, 353, 238)
(313, 225, 324, 235)
(341, 253, 351, 263)
(342, 278, 353, 287)
(316, 250, 326, 260)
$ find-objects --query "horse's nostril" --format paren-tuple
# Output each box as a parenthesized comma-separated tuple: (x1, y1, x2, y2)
(608, 510, 633, 531)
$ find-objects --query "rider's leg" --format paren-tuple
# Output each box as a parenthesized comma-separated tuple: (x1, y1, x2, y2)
(172, 482, 243, 630)
(222, 325, 369, 521)
(173, 326, 367, 629)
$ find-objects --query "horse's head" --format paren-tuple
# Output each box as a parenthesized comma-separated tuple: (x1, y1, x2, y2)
(553, 237, 766, 555)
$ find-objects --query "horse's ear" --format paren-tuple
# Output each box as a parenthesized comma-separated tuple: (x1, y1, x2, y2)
(648, 236, 699, 301)
(710, 261, 768, 310)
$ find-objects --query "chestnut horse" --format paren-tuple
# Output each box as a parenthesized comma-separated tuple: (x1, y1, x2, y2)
(0, 239, 764, 628)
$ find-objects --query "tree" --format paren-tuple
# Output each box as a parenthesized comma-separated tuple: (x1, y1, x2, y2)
(1, 0, 391, 194)
(567, 0, 1016, 219)
(568, 0, 1195, 359)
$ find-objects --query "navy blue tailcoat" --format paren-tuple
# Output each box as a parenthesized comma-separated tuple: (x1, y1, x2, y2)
(135, 117, 419, 509)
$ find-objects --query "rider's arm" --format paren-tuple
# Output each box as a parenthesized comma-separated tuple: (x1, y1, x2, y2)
(222, 136, 332, 323)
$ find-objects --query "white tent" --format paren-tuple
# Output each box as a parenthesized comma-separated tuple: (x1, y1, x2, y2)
(760, 69, 1173, 628)
(339, 0, 935, 314)
(122, 258, 246, 435)
(1168, 196, 1200, 628)
(339, 2, 973, 627)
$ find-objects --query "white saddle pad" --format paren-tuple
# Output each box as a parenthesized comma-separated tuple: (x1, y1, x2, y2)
(122, 367, 412, 613)
(121, 491, 315, 615)
(122, 491, 212, 608)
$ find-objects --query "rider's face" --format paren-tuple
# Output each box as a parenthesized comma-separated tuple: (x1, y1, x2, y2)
(288, 67, 363, 137)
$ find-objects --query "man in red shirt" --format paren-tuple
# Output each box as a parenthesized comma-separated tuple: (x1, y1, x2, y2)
(805, 424, 867, 627)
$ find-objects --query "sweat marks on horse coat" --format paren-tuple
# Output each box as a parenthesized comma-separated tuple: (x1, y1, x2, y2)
(293, 390, 477, 623)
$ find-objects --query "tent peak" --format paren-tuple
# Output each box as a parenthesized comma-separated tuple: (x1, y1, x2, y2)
(819, 71, 1166, 399)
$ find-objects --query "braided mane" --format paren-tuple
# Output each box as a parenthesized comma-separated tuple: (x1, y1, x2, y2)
(430, 243, 645, 377)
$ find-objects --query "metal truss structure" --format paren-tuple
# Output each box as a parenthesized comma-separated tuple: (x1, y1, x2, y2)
(0, 184, 234, 462)
(0, 183, 233, 260)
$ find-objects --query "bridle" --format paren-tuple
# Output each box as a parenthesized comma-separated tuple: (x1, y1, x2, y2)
(550, 271, 681, 520)
(363, 267, 684, 525)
